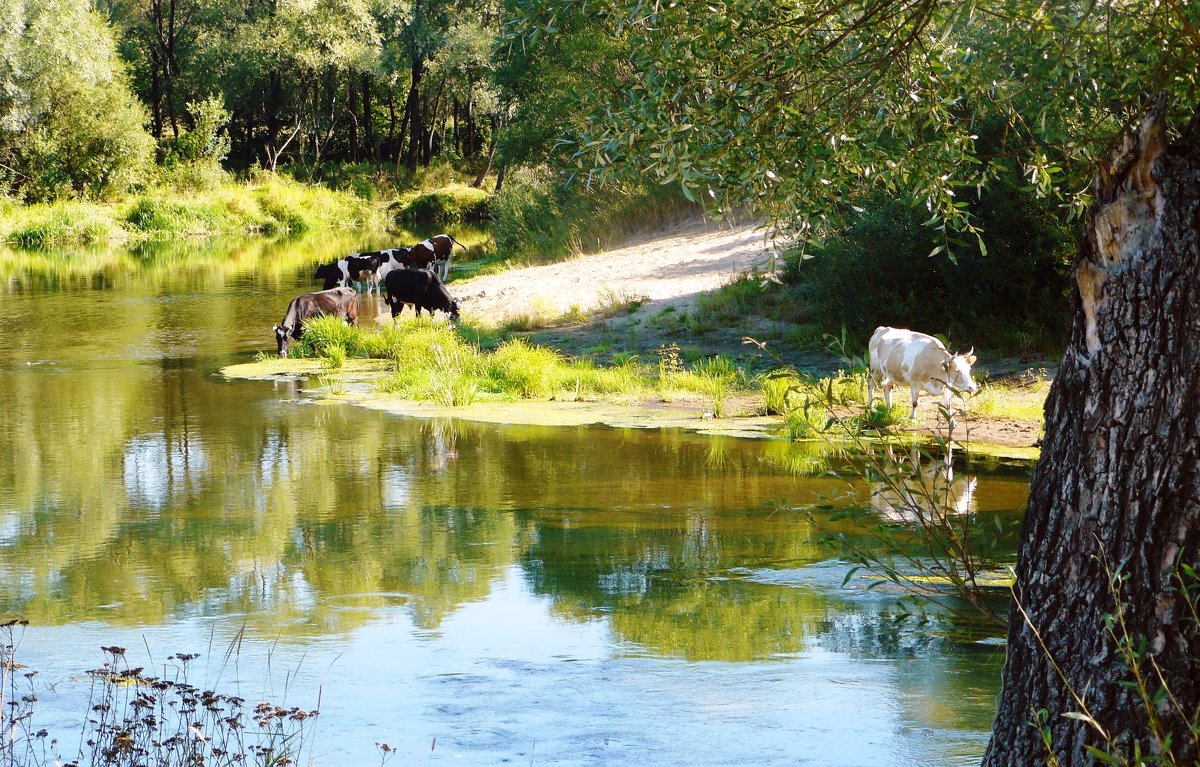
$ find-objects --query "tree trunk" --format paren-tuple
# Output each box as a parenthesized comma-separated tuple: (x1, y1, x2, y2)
(983, 100, 1200, 766)
(361, 73, 375, 164)
(348, 76, 359, 162)
(404, 57, 424, 172)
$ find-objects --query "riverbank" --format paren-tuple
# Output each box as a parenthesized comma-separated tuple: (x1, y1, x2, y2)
(0, 173, 384, 248)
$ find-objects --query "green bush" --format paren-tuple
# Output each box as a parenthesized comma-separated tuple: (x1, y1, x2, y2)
(396, 185, 491, 223)
(780, 173, 1073, 353)
(486, 339, 563, 397)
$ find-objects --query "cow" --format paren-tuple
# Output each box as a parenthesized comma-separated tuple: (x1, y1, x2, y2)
(397, 234, 464, 281)
(382, 268, 460, 324)
(314, 259, 349, 290)
(273, 287, 358, 358)
(867, 326, 978, 420)
(344, 252, 387, 293)
(314, 252, 388, 293)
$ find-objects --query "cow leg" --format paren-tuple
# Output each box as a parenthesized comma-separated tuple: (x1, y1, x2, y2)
(867, 374, 876, 406)
(883, 381, 893, 409)
(910, 389, 919, 421)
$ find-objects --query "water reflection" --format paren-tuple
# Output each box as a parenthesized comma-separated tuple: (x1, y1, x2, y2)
(869, 444, 978, 522)
(0, 231, 1026, 765)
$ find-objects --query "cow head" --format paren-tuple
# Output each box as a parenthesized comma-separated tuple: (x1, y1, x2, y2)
(314, 263, 341, 290)
(942, 347, 978, 394)
(274, 324, 292, 358)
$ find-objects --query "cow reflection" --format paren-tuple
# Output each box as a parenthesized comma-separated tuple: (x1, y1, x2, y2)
(868, 445, 977, 523)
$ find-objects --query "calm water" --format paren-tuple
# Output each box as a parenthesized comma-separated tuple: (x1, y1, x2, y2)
(0, 231, 1028, 766)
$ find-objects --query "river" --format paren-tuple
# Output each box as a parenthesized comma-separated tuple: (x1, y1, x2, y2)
(0, 229, 1028, 766)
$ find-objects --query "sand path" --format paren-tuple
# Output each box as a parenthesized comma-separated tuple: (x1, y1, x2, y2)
(452, 218, 772, 322)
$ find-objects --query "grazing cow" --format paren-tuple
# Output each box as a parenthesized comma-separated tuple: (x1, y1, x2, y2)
(867, 326, 978, 419)
(383, 268, 460, 323)
(274, 287, 358, 358)
(397, 234, 464, 281)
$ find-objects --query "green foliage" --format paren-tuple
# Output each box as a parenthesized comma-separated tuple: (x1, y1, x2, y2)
(6, 201, 124, 247)
(2, 173, 378, 245)
(853, 402, 909, 432)
(396, 185, 491, 223)
(780, 181, 1074, 351)
(523, 0, 1200, 248)
(491, 165, 696, 263)
(164, 95, 232, 166)
(0, 0, 154, 201)
(298, 316, 363, 359)
(487, 339, 563, 398)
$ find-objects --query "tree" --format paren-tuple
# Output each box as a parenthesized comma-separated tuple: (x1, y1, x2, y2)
(507, 0, 1200, 763)
(0, 0, 154, 199)
(984, 99, 1200, 767)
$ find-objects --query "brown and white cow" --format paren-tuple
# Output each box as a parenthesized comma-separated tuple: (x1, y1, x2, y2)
(274, 287, 358, 357)
(867, 326, 978, 419)
(396, 233, 464, 280)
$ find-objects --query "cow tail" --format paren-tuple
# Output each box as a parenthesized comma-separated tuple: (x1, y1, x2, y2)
(447, 234, 466, 250)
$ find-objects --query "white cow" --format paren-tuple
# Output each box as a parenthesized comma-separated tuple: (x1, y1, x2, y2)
(867, 326, 978, 419)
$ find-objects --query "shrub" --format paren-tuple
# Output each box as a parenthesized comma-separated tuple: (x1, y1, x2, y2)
(780, 172, 1073, 353)
(396, 184, 491, 223)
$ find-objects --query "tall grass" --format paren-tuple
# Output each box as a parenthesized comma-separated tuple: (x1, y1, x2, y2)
(289, 318, 776, 407)
(1, 170, 385, 247)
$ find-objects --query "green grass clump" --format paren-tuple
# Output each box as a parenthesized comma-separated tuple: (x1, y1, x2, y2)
(395, 184, 490, 224)
(486, 339, 563, 397)
(124, 197, 228, 235)
(5, 201, 123, 247)
(854, 402, 909, 431)
(761, 372, 803, 415)
(275, 317, 754, 408)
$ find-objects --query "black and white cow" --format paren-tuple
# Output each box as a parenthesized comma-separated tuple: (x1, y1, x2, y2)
(382, 268, 460, 323)
(314, 251, 389, 293)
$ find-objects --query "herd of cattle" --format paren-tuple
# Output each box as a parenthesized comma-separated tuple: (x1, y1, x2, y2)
(271, 234, 982, 421)
(273, 233, 463, 357)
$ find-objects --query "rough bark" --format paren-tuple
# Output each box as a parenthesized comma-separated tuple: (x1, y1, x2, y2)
(403, 57, 424, 171)
(983, 100, 1200, 765)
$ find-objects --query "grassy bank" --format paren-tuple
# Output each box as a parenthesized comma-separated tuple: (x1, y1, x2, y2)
(245, 316, 1047, 451)
(277, 316, 749, 413)
(0, 171, 385, 248)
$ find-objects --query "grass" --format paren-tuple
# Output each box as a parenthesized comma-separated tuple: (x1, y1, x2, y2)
(287, 317, 772, 411)
(1, 166, 390, 247)
(970, 374, 1050, 422)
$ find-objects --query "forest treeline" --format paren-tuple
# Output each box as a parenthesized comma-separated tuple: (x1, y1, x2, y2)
(1, 0, 546, 197)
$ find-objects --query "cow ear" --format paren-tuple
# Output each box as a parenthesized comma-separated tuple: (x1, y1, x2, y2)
(966, 354, 977, 365)
(942, 359, 951, 371)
